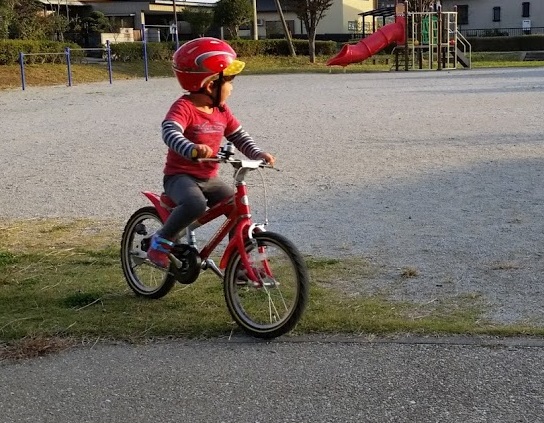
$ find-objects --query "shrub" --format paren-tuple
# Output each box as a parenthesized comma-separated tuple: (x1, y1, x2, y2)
(466, 35, 544, 52)
(107, 39, 336, 61)
(109, 41, 176, 61)
(229, 39, 337, 57)
(0, 40, 82, 65)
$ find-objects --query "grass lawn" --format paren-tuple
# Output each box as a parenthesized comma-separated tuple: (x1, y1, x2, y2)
(1, 218, 542, 360)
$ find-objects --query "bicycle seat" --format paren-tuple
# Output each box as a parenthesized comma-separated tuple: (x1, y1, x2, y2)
(159, 193, 176, 210)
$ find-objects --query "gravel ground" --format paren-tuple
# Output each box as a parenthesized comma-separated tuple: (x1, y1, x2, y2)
(1, 67, 544, 324)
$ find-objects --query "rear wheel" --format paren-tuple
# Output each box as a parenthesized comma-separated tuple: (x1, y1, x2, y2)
(120, 207, 176, 299)
(224, 232, 309, 339)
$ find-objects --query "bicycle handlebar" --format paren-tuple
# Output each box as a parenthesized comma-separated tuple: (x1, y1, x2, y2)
(197, 142, 278, 171)
(198, 156, 276, 170)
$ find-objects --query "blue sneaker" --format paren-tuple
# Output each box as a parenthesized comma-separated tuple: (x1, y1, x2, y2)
(147, 234, 175, 269)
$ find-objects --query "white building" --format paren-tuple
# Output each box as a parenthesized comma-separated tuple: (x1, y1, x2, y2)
(440, 0, 544, 35)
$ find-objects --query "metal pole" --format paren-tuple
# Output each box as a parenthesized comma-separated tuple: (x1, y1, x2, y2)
(141, 24, 149, 81)
(19, 52, 26, 91)
(437, 3, 442, 70)
(404, 1, 409, 71)
(273, 0, 295, 57)
(173, 0, 179, 49)
(252, 0, 258, 40)
(65, 47, 72, 86)
(106, 40, 113, 84)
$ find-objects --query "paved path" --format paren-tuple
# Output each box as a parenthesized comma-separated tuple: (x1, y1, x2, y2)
(2, 335, 544, 422)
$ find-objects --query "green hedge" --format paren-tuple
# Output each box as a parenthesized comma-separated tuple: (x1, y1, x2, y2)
(0, 38, 349, 64)
(0, 40, 82, 65)
(229, 39, 337, 57)
(1, 36, 543, 65)
(110, 41, 176, 62)
(108, 39, 337, 62)
(466, 35, 544, 52)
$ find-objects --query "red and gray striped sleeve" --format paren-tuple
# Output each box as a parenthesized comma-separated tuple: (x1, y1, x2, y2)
(161, 120, 195, 160)
(226, 127, 263, 160)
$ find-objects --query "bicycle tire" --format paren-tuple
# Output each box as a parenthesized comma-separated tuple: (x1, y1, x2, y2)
(120, 206, 176, 299)
(224, 231, 309, 339)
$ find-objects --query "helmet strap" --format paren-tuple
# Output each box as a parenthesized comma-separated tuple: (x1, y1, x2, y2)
(195, 72, 225, 111)
(213, 72, 225, 111)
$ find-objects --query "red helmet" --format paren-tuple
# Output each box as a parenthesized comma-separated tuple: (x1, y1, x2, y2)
(172, 37, 245, 92)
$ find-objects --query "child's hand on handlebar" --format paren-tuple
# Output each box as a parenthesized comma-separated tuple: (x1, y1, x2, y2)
(191, 144, 214, 159)
(258, 152, 276, 167)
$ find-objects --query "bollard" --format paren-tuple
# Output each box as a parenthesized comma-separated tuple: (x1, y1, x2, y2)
(106, 40, 113, 84)
(19, 52, 26, 91)
(142, 24, 149, 81)
(65, 47, 73, 87)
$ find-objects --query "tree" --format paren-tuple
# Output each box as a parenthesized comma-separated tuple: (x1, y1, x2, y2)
(1, 0, 43, 40)
(0, 0, 16, 39)
(283, 0, 333, 63)
(40, 13, 69, 42)
(82, 11, 114, 34)
(213, 0, 252, 39)
(408, 0, 434, 12)
(182, 7, 213, 38)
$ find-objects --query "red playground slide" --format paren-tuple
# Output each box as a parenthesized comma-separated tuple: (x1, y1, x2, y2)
(327, 16, 406, 67)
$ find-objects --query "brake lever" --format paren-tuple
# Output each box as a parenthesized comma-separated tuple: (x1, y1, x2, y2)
(262, 163, 280, 171)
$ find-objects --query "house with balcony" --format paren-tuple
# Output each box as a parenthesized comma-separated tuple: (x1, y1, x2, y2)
(40, 0, 379, 41)
(40, 0, 544, 40)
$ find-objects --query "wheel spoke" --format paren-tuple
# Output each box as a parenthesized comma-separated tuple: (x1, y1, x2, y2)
(121, 207, 176, 299)
(223, 232, 308, 339)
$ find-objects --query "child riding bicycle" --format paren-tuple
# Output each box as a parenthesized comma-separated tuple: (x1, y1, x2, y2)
(147, 37, 276, 269)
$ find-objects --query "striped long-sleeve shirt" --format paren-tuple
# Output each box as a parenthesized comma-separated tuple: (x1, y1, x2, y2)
(161, 96, 263, 178)
(162, 120, 262, 160)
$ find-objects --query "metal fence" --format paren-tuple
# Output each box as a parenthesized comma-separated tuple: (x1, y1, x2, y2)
(17, 29, 166, 90)
(18, 43, 113, 91)
(459, 27, 544, 37)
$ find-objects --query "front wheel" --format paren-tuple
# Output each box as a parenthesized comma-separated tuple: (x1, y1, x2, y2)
(224, 232, 309, 339)
(120, 206, 176, 299)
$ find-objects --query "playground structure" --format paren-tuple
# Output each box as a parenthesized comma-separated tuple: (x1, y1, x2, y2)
(327, 1, 471, 71)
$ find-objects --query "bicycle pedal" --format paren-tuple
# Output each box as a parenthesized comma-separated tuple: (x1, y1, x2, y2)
(168, 253, 184, 269)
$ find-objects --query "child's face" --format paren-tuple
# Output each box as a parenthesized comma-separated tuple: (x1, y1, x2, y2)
(218, 76, 234, 106)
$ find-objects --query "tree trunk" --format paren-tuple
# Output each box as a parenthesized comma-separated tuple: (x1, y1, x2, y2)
(308, 29, 316, 63)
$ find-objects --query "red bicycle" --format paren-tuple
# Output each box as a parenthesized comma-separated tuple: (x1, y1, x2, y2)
(120, 143, 309, 339)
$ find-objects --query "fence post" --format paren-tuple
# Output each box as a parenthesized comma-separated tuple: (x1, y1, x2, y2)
(106, 40, 113, 84)
(65, 47, 73, 86)
(19, 52, 26, 91)
(141, 24, 149, 81)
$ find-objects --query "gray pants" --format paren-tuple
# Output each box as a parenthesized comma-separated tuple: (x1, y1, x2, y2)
(158, 174, 234, 239)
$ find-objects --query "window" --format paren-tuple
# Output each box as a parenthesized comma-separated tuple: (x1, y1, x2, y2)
(522, 2, 530, 17)
(493, 7, 501, 22)
(265, 20, 295, 37)
(457, 5, 468, 25)
(377, 0, 394, 7)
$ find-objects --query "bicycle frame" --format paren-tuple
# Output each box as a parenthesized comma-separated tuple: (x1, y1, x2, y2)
(141, 161, 265, 282)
